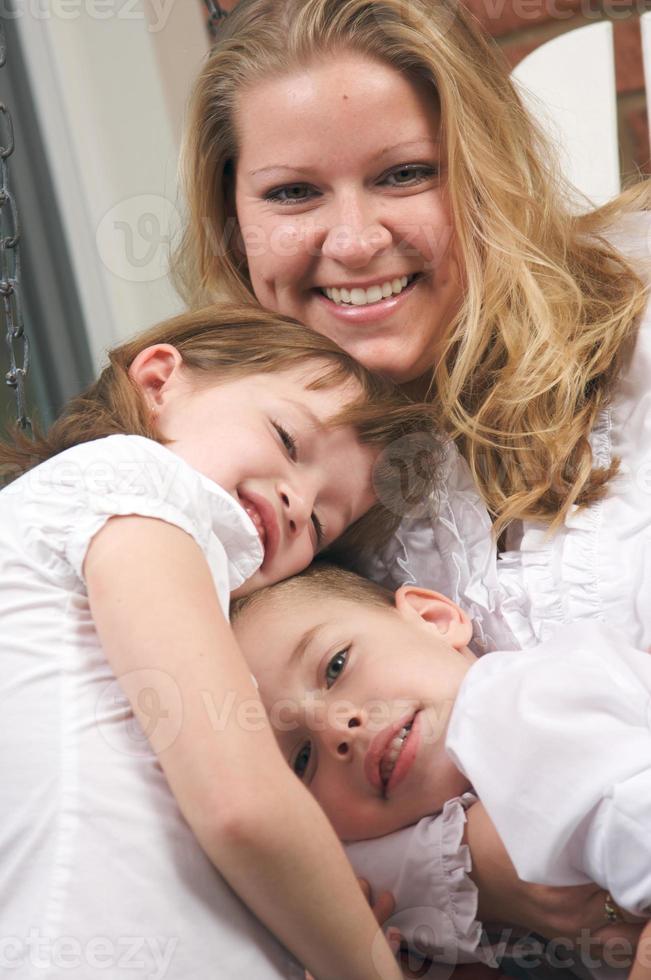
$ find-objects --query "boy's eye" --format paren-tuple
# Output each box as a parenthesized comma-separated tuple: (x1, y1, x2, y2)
(273, 421, 297, 460)
(325, 648, 349, 689)
(293, 742, 312, 780)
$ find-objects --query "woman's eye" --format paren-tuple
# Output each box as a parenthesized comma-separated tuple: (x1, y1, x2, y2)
(293, 742, 312, 780)
(383, 165, 438, 187)
(273, 422, 297, 460)
(264, 184, 317, 204)
(325, 648, 349, 689)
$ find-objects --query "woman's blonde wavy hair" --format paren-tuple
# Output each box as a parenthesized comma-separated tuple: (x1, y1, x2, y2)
(174, 0, 651, 533)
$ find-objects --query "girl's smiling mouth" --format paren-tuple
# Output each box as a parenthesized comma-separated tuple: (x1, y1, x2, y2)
(238, 490, 280, 568)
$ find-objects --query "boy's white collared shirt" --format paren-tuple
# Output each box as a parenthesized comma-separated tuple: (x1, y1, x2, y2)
(447, 621, 651, 919)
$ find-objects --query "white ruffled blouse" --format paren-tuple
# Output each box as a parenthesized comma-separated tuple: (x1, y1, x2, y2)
(353, 212, 651, 967)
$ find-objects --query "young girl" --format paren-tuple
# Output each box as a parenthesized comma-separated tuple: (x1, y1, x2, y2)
(0, 304, 433, 980)
(231, 563, 651, 978)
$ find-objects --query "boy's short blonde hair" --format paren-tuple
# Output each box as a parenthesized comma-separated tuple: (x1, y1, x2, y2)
(231, 560, 395, 623)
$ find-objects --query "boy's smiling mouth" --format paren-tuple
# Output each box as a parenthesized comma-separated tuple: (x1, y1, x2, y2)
(379, 719, 414, 785)
(365, 710, 419, 793)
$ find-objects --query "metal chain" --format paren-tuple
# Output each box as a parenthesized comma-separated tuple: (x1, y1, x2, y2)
(0, 20, 31, 432)
(203, 0, 229, 38)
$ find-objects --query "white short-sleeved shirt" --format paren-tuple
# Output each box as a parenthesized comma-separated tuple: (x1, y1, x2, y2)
(446, 622, 651, 919)
(0, 435, 297, 978)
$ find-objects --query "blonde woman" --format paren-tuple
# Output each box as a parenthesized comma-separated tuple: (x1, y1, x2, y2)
(173, 0, 651, 969)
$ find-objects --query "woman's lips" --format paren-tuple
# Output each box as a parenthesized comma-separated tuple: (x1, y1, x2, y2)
(313, 274, 421, 325)
(238, 490, 280, 568)
(364, 710, 418, 792)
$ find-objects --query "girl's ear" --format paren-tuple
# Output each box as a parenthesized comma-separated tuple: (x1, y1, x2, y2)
(394, 585, 472, 650)
(128, 345, 184, 414)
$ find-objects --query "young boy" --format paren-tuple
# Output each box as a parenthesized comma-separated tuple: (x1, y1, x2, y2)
(231, 562, 651, 977)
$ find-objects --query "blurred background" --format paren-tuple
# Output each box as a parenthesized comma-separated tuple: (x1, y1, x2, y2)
(0, 0, 648, 431)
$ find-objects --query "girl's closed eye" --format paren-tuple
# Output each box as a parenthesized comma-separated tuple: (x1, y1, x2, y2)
(272, 420, 325, 547)
(272, 420, 297, 460)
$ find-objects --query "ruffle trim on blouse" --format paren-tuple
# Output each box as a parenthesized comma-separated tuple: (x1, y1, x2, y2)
(497, 409, 611, 646)
(436, 794, 500, 967)
(364, 443, 519, 654)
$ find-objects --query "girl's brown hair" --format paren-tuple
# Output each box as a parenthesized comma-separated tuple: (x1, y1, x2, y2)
(174, 0, 650, 533)
(0, 304, 437, 554)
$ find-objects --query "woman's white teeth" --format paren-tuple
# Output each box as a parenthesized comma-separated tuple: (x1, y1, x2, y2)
(380, 721, 413, 784)
(324, 276, 412, 306)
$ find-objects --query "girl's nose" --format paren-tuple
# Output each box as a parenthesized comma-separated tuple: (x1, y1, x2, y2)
(320, 195, 392, 268)
(278, 482, 313, 536)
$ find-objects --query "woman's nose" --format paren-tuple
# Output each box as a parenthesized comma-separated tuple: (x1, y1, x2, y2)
(320, 194, 392, 268)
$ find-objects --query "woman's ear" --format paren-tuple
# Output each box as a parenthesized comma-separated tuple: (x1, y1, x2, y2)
(394, 585, 472, 650)
(128, 344, 184, 415)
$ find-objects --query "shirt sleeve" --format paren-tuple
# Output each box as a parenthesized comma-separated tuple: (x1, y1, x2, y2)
(344, 796, 500, 966)
(446, 623, 651, 915)
(54, 436, 219, 583)
(583, 769, 651, 917)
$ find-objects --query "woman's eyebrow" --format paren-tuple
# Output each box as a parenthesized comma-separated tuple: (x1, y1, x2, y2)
(248, 163, 321, 178)
(376, 138, 442, 157)
(249, 139, 442, 178)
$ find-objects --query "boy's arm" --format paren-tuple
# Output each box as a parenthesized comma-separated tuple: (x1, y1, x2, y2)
(85, 515, 402, 980)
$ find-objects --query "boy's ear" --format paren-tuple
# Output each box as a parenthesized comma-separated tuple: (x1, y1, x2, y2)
(129, 345, 184, 413)
(394, 585, 472, 650)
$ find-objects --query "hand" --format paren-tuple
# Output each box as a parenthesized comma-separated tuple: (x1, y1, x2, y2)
(629, 920, 651, 979)
(357, 877, 396, 929)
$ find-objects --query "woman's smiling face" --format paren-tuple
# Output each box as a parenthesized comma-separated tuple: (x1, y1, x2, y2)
(234, 51, 462, 384)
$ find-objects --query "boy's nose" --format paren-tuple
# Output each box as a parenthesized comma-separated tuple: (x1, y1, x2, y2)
(322, 712, 362, 762)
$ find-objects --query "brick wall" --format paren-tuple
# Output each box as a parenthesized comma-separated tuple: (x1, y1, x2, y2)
(464, 0, 650, 177)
